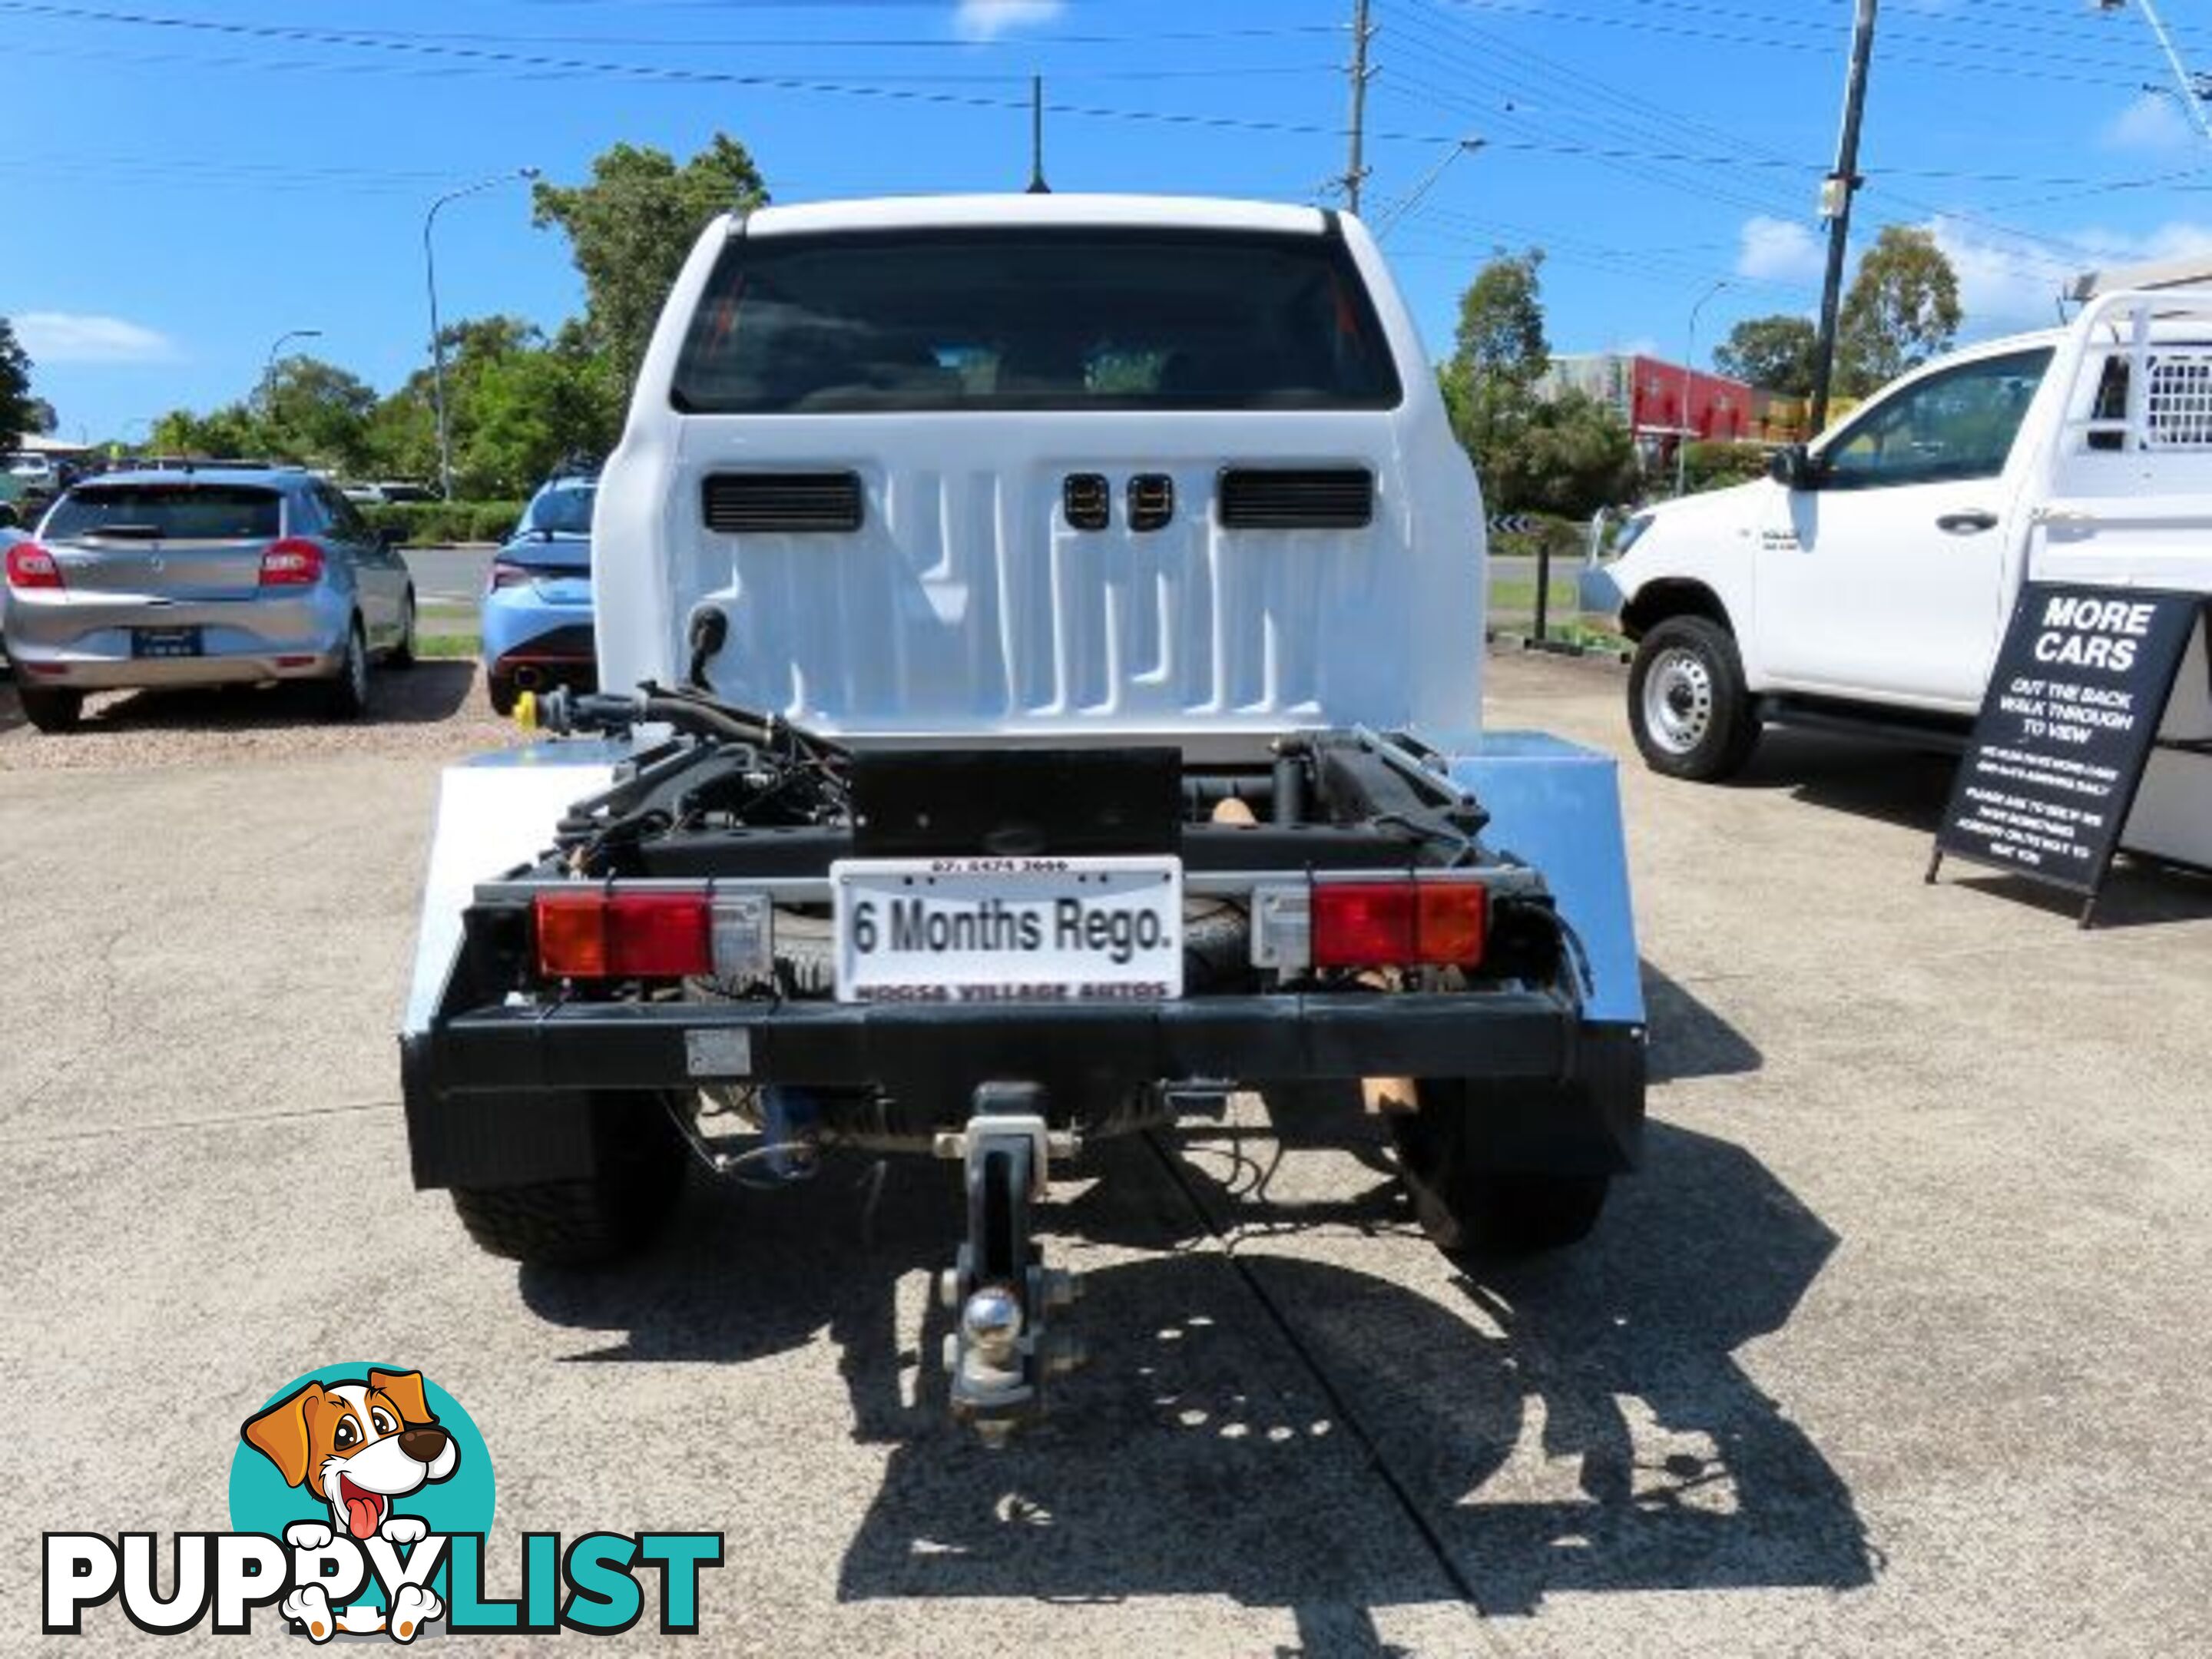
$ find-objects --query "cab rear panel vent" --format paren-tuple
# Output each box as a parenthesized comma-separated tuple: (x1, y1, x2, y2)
(702, 472, 865, 533)
(1128, 473, 1176, 532)
(1063, 473, 1111, 531)
(1217, 468, 1375, 529)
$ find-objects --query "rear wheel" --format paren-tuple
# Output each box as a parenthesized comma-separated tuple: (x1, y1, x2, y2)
(386, 591, 418, 667)
(16, 686, 84, 733)
(485, 670, 518, 717)
(1389, 1079, 1610, 1260)
(1628, 614, 1760, 781)
(323, 618, 370, 720)
(449, 1090, 690, 1267)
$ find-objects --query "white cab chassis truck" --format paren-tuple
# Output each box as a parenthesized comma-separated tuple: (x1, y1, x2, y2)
(1591, 290, 2212, 846)
(402, 196, 1645, 1439)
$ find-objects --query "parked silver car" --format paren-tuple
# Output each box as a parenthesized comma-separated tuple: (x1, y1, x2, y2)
(0, 465, 416, 732)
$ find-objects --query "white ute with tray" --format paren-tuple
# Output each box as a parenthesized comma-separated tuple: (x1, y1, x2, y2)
(1589, 276, 2212, 873)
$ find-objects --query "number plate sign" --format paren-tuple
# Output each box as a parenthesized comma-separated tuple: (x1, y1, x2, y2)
(831, 856, 1182, 1005)
(131, 626, 202, 660)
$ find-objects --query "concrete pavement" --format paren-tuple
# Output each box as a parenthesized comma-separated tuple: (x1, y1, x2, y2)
(3, 651, 2209, 1654)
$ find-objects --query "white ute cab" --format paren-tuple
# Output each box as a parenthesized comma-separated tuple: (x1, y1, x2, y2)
(1593, 286, 2212, 780)
(592, 194, 1482, 743)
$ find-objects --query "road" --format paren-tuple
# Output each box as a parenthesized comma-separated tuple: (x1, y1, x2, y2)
(4, 652, 2210, 1654)
(402, 542, 493, 609)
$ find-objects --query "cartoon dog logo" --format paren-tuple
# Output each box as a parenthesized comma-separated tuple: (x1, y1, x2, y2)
(241, 1369, 457, 1641)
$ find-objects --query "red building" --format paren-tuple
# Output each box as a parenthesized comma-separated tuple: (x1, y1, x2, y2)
(1543, 353, 1770, 464)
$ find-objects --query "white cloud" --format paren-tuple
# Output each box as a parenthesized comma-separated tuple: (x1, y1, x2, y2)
(1734, 215, 1824, 283)
(1926, 216, 2212, 332)
(9, 311, 177, 365)
(2102, 91, 2197, 155)
(953, 0, 1065, 41)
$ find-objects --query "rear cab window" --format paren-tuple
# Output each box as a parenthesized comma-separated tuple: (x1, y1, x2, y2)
(671, 227, 1403, 414)
(44, 484, 283, 541)
(524, 485, 598, 535)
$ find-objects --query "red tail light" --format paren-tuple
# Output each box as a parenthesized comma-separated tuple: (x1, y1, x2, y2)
(4, 541, 62, 590)
(258, 538, 324, 587)
(488, 559, 531, 591)
(535, 891, 714, 979)
(1312, 879, 1487, 969)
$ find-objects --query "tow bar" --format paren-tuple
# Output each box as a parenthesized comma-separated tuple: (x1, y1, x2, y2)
(934, 1084, 1087, 1445)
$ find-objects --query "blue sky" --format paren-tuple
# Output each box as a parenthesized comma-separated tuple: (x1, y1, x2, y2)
(7, 0, 2212, 442)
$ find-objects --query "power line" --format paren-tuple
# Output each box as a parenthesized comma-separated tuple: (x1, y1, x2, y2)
(6, 1, 2204, 198)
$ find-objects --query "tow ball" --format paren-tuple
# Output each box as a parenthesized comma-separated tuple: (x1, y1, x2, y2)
(934, 1083, 1087, 1445)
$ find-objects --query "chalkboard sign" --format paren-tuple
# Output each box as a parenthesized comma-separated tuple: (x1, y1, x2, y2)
(1931, 583, 2207, 922)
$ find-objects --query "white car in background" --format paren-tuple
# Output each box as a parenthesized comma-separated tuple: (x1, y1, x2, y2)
(1588, 287, 2212, 781)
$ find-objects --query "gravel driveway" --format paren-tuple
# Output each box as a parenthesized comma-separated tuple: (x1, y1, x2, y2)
(0, 659, 516, 770)
(5, 651, 2210, 1655)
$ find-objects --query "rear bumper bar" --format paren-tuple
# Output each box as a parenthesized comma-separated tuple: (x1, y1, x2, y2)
(402, 989, 1647, 1190)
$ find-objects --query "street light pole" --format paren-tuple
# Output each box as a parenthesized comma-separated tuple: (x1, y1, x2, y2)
(2098, 1, 2212, 144)
(1372, 136, 1485, 241)
(422, 166, 539, 501)
(263, 328, 323, 418)
(1677, 279, 1730, 498)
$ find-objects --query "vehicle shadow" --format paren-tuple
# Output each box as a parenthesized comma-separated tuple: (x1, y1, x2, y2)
(1939, 860, 2212, 929)
(521, 1064, 1863, 1628)
(1643, 960, 1763, 1083)
(1730, 730, 2212, 927)
(1730, 728, 1957, 834)
(63, 660, 478, 730)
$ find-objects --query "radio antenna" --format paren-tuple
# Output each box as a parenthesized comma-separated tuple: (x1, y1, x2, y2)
(1026, 75, 1051, 193)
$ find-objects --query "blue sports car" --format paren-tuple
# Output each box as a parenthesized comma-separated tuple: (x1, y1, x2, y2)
(482, 468, 598, 715)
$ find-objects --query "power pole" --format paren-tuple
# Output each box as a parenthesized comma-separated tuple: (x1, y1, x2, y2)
(1810, 0, 1878, 433)
(1343, 0, 1375, 215)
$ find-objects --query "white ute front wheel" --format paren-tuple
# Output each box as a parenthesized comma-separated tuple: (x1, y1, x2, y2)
(1627, 615, 1759, 781)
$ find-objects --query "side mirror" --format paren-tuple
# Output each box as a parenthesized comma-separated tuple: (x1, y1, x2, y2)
(1767, 444, 1819, 490)
(377, 524, 410, 549)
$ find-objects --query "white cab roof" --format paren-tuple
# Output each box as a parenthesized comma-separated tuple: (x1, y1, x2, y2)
(741, 193, 1334, 238)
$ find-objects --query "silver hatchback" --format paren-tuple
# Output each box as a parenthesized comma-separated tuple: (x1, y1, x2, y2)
(0, 466, 417, 732)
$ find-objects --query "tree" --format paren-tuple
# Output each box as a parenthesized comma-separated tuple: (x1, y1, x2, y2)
(533, 134, 767, 387)
(458, 344, 614, 498)
(1836, 226, 1962, 397)
(1450, 248, 1550, 394)
(263, 356, 377, 473)
(150, 404, 263, 459)
(1714, 314, 1820, 396)
(1437, 248, 1634, 518)
(1445, 376, 1637, 518)
(0, 319, 35, 452)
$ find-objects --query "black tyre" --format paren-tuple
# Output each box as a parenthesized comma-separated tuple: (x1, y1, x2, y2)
(449, 1090, 690, 1267)
(1389, 1080, 1610, 1260)
(17, 686, 84, 733)
(387, 591, 418, 668)
(1627, 614, 1760, 782)
(323, 618, 370, 721)
(486, 671, 518, 718)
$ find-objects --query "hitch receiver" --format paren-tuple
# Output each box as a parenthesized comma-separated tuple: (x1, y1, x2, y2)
(935, 1083, 1085, 1444)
